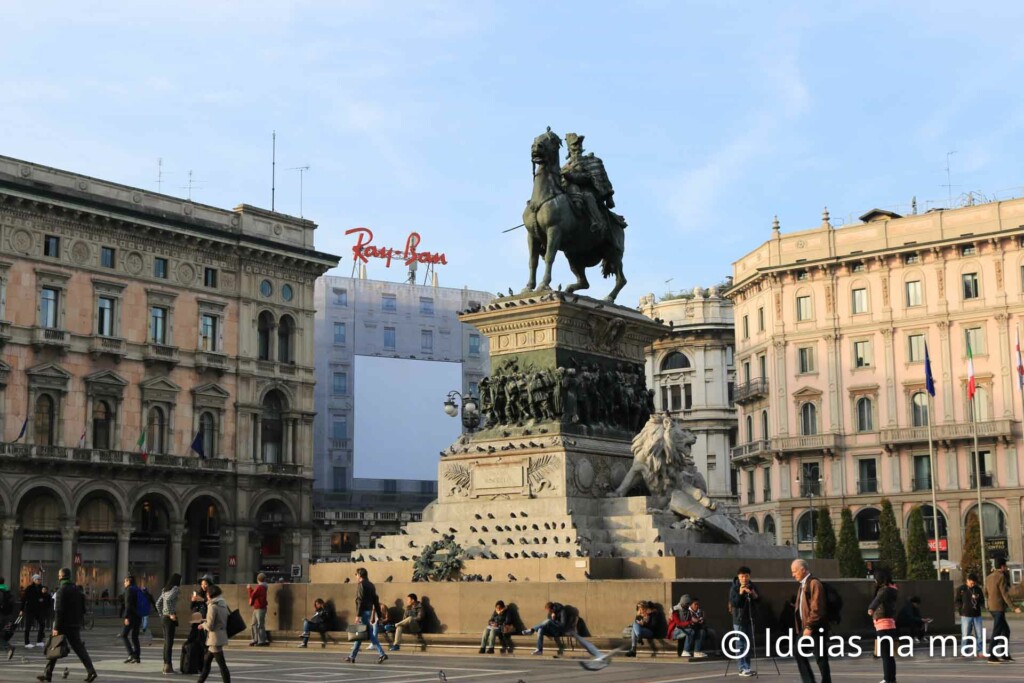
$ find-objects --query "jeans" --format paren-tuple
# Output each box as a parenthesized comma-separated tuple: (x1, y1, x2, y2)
(631, 622, 653, 650)
(961, 616, 983, 650)
(733, 621, 752, 671)
(530, 619, 563, 653)
(348, 610, 385, 659)
(481, 627, 513, 651)
(161, 616, 177, 665)
(121, 615, 141, 659)
(794, 628, 831, 683)
(41, 628, 95, 680)
(683, 626, 704, 653)
(251, 608, 267, 644)
(876, 628, 897, 682)
(990, 611, 1010, 654)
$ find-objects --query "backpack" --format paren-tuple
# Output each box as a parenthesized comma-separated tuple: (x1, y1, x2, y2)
(820, 580, 843, 625)
(137, 588, 152, 617)
(0, 589, 13, 616)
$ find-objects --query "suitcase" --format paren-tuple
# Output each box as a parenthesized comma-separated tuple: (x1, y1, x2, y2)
(1, 615, 22, 642)
(180, 641, 205, 674)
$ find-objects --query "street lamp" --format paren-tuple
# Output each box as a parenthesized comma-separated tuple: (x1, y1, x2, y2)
(443, 390, 481, 432)
(795, 469, 825, 544)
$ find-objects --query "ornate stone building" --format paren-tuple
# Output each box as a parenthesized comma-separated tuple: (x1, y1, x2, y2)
(0, 155, 338, 594)
(729, 204, 1024, 572)
(638, 286, 737, 499)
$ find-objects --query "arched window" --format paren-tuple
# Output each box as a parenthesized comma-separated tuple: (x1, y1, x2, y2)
(200, 411, 216, 458)
(92, 400, 111, 450)
(34, 395, 55, 446)
(856, 397, 873, 432)
(761, 410, 770, 440)
(745, 415, 754, 442)
(855, 508, 881, 541)
(257, 311, 274, 361)
(748, 517, 759, 533)
(660, 352, 691, 371)
(261, 391, 285, 463)
(147, 406, 165, 455)
(915, 505, 947, 542)
(800, 402, 817, 436)
(967, 502, 1007, 537)
(763, 515, 777, 544)
(277, 315, 295, 363)
(796, 511, 817, 543)
(911, 392, 929, 427)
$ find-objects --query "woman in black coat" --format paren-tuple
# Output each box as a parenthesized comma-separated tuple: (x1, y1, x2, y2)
(867, 567, 899, 683)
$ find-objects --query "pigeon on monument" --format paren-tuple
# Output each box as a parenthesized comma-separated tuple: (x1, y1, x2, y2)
(507, 573, 517, 582)
(556, 574, 566, 581)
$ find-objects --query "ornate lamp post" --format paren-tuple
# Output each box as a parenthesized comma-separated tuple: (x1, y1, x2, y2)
(443, 391, 480, 432)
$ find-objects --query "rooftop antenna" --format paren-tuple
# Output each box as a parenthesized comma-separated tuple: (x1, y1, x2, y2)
(288, 165, 311, 217)
(942, 151, 958, 208)
(180, 170, 203, 201)
(271, 131, 277, 211)
(156, 158, 166, 193)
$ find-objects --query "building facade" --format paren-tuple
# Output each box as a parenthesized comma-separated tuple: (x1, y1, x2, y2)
(311, 275, 491, 558)
(0, 155, 338, 595)
(729, 204, 1024, 571)
(639, 286, 736, 499)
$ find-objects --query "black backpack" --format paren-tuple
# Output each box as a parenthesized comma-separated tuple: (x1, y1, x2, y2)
(820, 580, 843, 625)
(0, 589, 13, 615)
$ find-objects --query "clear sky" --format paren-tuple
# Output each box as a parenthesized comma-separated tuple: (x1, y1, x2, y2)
(4, 1, 1024, 305)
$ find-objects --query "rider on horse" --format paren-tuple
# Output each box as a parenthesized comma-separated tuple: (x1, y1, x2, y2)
(560, 133, 627, 238)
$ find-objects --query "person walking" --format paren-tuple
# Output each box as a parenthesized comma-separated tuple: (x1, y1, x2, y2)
(0, 576, 16, 658)
(954, 573, 984, 654)
(138, 586, 154, 646)
(36, 568, 97, 683)
(119, 575, 142, 664)
(155, 573, 182, 674)
(791, 559, 832, 683)
(984, 556, 1021, 663)
(867, 567, 898, 683)
(729, 566, 760, 676)
(246, 573, 269, 647)
(20, 574, 46, 648)
(343, 568, 387, 664)
(196, 584, 231, 683)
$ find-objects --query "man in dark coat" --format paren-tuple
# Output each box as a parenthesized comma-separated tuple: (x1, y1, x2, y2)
(119, 575, 141, 664)
(20, 574, 46, 648)
(37, 568, 97, 682)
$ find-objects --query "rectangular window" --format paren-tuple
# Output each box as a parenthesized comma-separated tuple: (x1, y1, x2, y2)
(204, 267, 218, 288)
(43, 235, 60, 258)
(800, 462, 821, 496)
(796, 295, 812, 321)
(854, 340, 872, 368)
(331, 418, 347, 441)
(798, 347, 815, 373)
(421, 329, 434, 352)
(763, 467, 772, 502)
(150, 306, 167, 344)
(907, 334, 925, 362)
(757, 307, 765, 331)
(381, 294, 397, 313)
(969, 450, 993, 487)
(962, 245, 976, 256)
(683, 383, 693, 410)
(742, 315, 749, 339)
(669, 385, 682, 411)
(200, 313, 218, 351)
(332, 372, 348, 395)
(912, 454, 932, 490)
(851, 288, 868, 314)
(726, 346, 734, 366)
(154, 257, 168, 279)
(746, 469, 755, 505)
(905, 254, 920, 264)
(743, 360, 751, 383)
(419, 297, 434, 315)
(383, 326, 396, 350)
(97, 297, 114, 336)
(758, 354, 767, 379)
(333, 288, 348, 306)
(727, 382, 735, 405)
(965, 327, 983, 354)
(332, 468, 348, 491)
(100, 246, 116, 268)
(469, 381, 479, 396)
(40, 287, 59, 328)
(852, 262, 865, 272)
(858, 459, 878, 494)
(797, 270, 809, 281)
(660, 386, 669, 411)
(333, 322, 346, 344)
(469, 334, 481, 356)
(962, 272, 979, 299)
(905, 280, 922, 307)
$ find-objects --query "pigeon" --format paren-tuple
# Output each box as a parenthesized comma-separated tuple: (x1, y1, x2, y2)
(521, 511, 528, 517)
(543, 522, 550, 530)
(487, 513, 495, 519)
(654, 534, 661, 543)
(486, 575, 492, 582)
(505, 552, 513, 559)
(561, 522, 566, 529)
(584, 571, 593, 580)
(439, 671, 448, 682)
(62, 668, 69, 679)
(431, 527, 439, 534)
(344, 577, 350, 583)
(385, 576, 393, 583)
(481, 526, 488, 532)
(580, 645, 629, 671)
(368, 555, 377, 562)
(474, 513, 482, 520)
(479, 539, 486, 545)
(508, 287, 514, 296)
(533, 537, 539, 544)
(532, 523, 539, 531)
(400, 529, 408, 535)
(556, 574, 566, 581)
(470, 526, 478, 533)
(400, 556, 409, 561)
(448, 527, 458, 534)
(657, 549, 664, 557)
(408, 541, 416, 548)
(491, 539, 497, 545)
(510, 512, 517, 518)
(508, 573, 517, 582)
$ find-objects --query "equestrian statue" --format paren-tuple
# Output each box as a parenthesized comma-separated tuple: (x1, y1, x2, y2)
(522, 128, 628, 302)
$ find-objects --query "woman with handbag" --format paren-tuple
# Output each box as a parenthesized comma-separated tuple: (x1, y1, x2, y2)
(155, 573, 181, 674)
(197, 585, 231, 683)
(867, 566, 899, 683)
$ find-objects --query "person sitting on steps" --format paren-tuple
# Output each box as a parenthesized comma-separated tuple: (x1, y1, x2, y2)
(480, 601, 514, 654)
(626, 601, 657, 657)
(389, 594, 423, 651)
(522, 601, 569, 656)
(298, 599, 335, 648)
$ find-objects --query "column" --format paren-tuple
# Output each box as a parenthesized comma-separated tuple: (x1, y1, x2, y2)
(825, 333, 840, 431)
(221, 527, 236, 584)
(882, 328, 897, 425)
(116, 526, 131, 581)
(282, 418, 292, 465)
(937, 320, 954, 421)
(254, 415, 262, 462)
(1006, 499, 1022, 567)
(773, 341, 789, 435)
(84, 396, 94, 448)
(996, 313, 1012, 418)
(234, 526, 252, 583)
(290, 530, 303, 580)
(61, 524, 76, 571)
(1, 520, 16, 585)
(169, 522, 184, 577)
(291, 420, 299, 465)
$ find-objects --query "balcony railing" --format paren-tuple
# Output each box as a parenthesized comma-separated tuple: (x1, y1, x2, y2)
(32, 326, 70, 351)
(969, 472, 994, 488)
(330, 438, 350, 449)
(772, 433, 840, 455)
(257, 462, 302, 476)
(0, 320, 11, 345)
(911, 476, 932, 491)
(881, 419, 1014, 447)
(856, 478, 878, 494)
(89, 335, 126, 360)
(196, 351, 229, 374)
(144, 343, 180, 366)
(0, 442, 235, 472)
(798, 481, 822, 497)
(734, 378, 769, 404)
(730, 439, 770, 463)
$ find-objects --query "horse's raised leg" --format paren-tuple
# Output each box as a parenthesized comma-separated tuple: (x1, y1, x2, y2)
(604, 261, 627, 302)
(565, 259, 589, 294)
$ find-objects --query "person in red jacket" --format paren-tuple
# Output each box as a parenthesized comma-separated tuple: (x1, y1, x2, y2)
(246, 574, 269, 646)
(666, 603, 694, 657)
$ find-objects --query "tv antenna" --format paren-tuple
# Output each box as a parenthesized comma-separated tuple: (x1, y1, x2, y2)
(156, 157, 171, 193)
(288, 165, 311, 217)
(180, 170, 204, 201)
(271, 131, 277, 211)
(942, 151, 959, 208)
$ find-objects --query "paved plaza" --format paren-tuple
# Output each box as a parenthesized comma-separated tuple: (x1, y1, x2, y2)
(1, 635, 1022, 683)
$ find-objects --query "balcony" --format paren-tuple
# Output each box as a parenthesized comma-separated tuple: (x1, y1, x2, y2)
(969, 472, 994, 488)
(89, 335, 126, 361)
(196, 351, 229, 375)
(0, 442, 235, 474)
(881, 419, 1014, 448)
(144, 343, 180, 366)
(730, 439, 771, 465)
(798, 481, 822, 497)
(32, 326, 70, 352)
(772, 433, 841, 456)
(330, 438, 350, 449)
(856, 478, 878, 494)
(911, 476, 932, 491)
(257, 462, 303, 476)
(0, 320, 10, 346)
(734, 378, 769, 404)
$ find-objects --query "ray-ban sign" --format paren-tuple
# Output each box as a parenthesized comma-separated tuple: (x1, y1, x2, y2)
(346, 227, 448, 268)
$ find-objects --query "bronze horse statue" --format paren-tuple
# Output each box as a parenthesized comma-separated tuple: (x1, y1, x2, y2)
(522, 128, 626, 302)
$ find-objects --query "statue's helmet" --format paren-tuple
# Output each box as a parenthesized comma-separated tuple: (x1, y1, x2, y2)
(565, 132, 585, 151)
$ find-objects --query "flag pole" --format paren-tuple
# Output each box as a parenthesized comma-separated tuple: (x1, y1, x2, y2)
(971, 392, 987, 576)
(926, 393, 941, 580)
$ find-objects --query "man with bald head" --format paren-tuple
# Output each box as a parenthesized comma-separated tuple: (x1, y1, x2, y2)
(791, 559, 831, 683)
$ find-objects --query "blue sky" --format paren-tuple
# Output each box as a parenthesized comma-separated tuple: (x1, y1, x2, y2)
(4, 1, 1024, 304)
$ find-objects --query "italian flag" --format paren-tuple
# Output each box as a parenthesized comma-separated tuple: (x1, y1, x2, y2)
(967, 340, 976, 400)
(136, 430, 149, 462)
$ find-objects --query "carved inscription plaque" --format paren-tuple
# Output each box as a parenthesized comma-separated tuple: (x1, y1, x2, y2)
(472, 464, 525, 496)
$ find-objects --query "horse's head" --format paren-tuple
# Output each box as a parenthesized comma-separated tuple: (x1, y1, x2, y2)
(531, 127, 562, 167)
